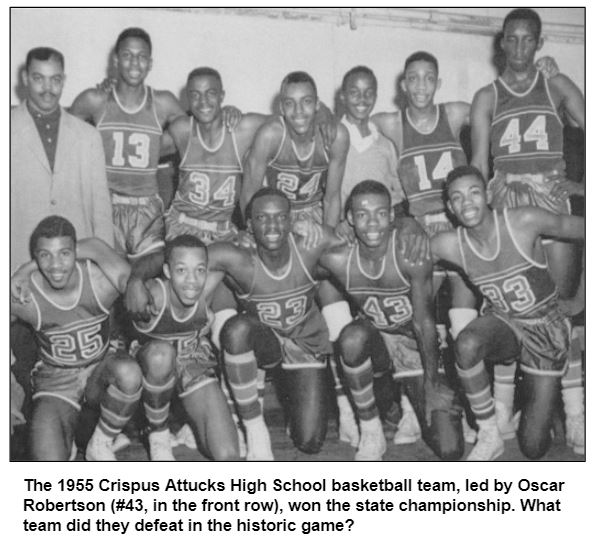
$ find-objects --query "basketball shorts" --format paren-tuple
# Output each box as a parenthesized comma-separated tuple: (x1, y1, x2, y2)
(488, 170, 570, 215)
(379, 331, 424, 379)
(111, 192, 165, 259)
(31, 355, 109, 411)
(165, 206, 239, 245)
(274, 333, 328, 371)
(488, 306, 571, 377)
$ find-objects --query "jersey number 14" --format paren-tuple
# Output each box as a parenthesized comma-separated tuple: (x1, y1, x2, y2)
(414, 152, 453, 190)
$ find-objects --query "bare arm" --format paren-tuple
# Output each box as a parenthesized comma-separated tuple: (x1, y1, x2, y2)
(430, 231, 464, 270)
(324, 123, 349, 227)
(371, 110, 403, 154)
(405, 259, 439, 384)
(69, 88, 107, 124)
(234, 113, 271, 157)
(240, 122, 281, 216)
(76, 238, 130, 294)
(445, 101, 471, 140)
(514, 207, 584, 242)
(549, 74, 585, 130)
(88, 129, 115, 247)
(124, 250, 165, 318)
(470, 86, 495, 181)
(153, 90, 186, 157)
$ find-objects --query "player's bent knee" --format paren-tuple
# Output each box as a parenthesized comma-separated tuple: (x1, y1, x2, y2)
(110, 356, 143, 394)
(220, 314, 254, 354)
(294, 434, 324, 455)
(338, 321, 372, 363)
(518, 425, 551, 460)
(138, 341, 175, 382)
(454, 330, 484, 369)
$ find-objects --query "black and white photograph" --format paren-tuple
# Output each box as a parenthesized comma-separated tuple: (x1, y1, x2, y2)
(9, 6, 585, 465)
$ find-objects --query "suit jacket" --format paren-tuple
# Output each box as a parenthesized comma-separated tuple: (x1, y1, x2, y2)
(11, 103, 114, 272)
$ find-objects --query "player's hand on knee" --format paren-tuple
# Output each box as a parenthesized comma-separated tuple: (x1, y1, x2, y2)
(222, 105, 242, 130)
(535, 56, 560, 79)
(547, 174, 583, 200)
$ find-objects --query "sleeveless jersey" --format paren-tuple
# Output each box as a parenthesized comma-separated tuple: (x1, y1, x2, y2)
(30, 261, 110, 368)
(491, 72, 565, 174)
(344, 231, 414, 335)
(458, 209, 558, 320)
(171, 117, 243, 223)
(97, 86, 162, 196)
(133, 279, 213, 359)
(398, 104, 466, 217)
(265, 117, 329, 210)
(238, 234, 327, 343)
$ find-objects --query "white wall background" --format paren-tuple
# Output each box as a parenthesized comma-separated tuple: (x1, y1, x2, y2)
(11, 7, 584, 113)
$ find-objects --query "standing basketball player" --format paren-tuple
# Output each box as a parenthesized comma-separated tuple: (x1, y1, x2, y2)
(431, 166, 583, 460)
(470, 8, 584, 298)
(71, 27, 185, 260)
(10, 216, 142, 461)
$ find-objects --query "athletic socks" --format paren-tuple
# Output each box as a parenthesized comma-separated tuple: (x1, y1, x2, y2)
(224, 350, 260, 421)
(142, 375, 175, 432)
(340, 357, 377, 421)
(456, 361, 495, 420)
(98, 384, 142, 439)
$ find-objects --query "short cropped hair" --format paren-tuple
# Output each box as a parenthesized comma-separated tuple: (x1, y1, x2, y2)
(115, 27, 152, 54)
(187, 66, 223, 88)
(345, 180, 391, 216)
(280, 71, 317, 98)
(164, 234, 208, 264)
(503, 8, 542, 40)
(245, 188, 291, 221)
(30, 215, 76, 257)
(445, 165, 486, 193)
(26, 47, 64, 71)
(404, 51, 439, 75)
(341, 65, 378, 92)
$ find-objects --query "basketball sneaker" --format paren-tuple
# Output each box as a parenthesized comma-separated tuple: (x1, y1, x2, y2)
(355, 417, 386, 461)
(393, 395, 421, 444)
(566, 414, 584, 455)
(244, 416, 274, 461)
(466, 417, 504, 461)
(337, 395, 360, 447)
(86, 428, 116, 461)
(149, 430, 176, 461)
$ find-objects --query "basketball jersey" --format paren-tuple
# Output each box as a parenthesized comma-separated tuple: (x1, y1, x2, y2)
(458, 209, 558, 320)
(30, 261, 110, 368)
(171, 117, 242, 223)
(344, 231, 414, 335)
(491, 72, 565, 174)
(265, 117, 329, 210)
(238, 234, 327, 344)
(398, 104, 466, 217)
(97, 86, 162, 196)
(133, 279, 214, 359)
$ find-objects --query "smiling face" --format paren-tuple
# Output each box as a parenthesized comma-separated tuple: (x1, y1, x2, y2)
(34, 236, 76, 290)
(401, 59, 440, 110)
(187, 74, 224, 125)
(114, 36, 152, 86)
(341, 71, 377, 124)
(447, 175, 490, 228)
(501, 18, 542, 73)
(280, 81, 319, 136)
(23, 56, 65, 114)
(248, 194, 292, 252)
(163, 246, 208, 307)
(347, 191, 394, 249)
